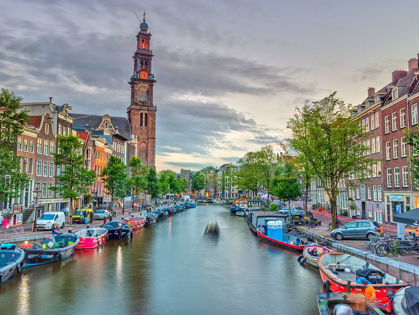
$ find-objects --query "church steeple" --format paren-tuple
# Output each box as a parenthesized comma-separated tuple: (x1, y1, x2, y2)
(127, 10, 157, 168)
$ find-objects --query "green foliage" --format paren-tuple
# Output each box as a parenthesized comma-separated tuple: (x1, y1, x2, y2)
(101, 156, 129, 207)
(235, 151, 261, 195)
(52, 134, 96, 213)
(181, 178, 189, 193)
(191, 171, 205, 192)
(0, 89, 29, 203)
(158, 171, 170, 197)
(128, 156, 148, 201)
(272, 162, 302, 203)
(83, 193, 94, 207)
(286, 92, 375, 228)
(146, 167, 159, 199)
(269, 203, 278, 211)
(406, 128, 419, 187)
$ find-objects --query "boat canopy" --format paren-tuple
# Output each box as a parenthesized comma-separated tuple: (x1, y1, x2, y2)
(402, 287, 419, 315)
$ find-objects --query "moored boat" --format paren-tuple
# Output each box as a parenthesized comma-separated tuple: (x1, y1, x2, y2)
(103, 221, 133, 239)
(75, 227, 108, 249)
(318, 252, 407, 313)
(0, 244, 25, 283)
(128, 215, 147, 228)
(23, 233, 79, 267)
(257, 229, 310, 252)
(317, 292, 385, 315)
(247, 211, 286, 234)
(392, 286, 419, 315)
(299, 244, 334, 267)
(230, 205, 245, 216)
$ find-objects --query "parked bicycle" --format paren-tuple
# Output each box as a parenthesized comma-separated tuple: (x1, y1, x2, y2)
(374, 237, 413, 257)
(327, 219, 343, 231)
(306, 220, 320, 230)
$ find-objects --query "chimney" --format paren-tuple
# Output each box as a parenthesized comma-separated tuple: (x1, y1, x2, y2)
(392, 70, 407, 85)
(368, 87, 375, 98)
(49, 96, 53, 103)
(408, 58, 418, 72)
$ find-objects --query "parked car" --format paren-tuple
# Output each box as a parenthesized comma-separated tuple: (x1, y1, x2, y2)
(36, 212, 66, 230)
(93, 209, 111, 220)
(72, 208, 94, 224)
(277, 206, 297, 215)
(331, 220, 380, 240)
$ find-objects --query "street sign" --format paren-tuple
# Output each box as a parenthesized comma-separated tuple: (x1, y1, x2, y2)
(34, 200, 39, 208)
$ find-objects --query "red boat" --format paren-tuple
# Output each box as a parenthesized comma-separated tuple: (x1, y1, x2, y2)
(127, 215, 146, 230)
(257, 230, 310, 252)
(318, 252, 408, 313)
(75, 227, 108, 249)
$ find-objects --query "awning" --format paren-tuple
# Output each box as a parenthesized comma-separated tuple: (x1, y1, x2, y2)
(393, 208, 419, 225)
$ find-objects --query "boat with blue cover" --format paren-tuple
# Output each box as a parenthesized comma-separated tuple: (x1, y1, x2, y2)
(0, 244, 25, 283)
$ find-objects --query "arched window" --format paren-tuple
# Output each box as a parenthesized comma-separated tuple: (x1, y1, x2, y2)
(144, 39, 148, 49)
(141, 40, 145, 49)
(145, 113, 148, 127)
(140, 113, 143, 127)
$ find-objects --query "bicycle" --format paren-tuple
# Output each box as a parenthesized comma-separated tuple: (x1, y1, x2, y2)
(306, 220, 320, 230)
(374, 238, 412, 257)
(327, 220, 343, 231)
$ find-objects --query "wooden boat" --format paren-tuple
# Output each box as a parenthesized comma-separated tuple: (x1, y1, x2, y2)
(317, 292, 385, 315)
(74, 227, 108, 249)
(318, 252, 408, 313)
(257, 229, 310, 252)
(103, 221, 133, 239)
(23, 233, 79, 267)
(392, 286, 419, 315)
(0, 244, 25, 283)
(298, 244, 334, 267)
(127, 215, 147, 229)
(230, 205, 245, 216)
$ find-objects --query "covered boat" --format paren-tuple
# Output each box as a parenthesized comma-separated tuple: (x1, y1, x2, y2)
(299, 244, 334, 267)
(103, 221, 133, 239)
(75, 227, 108, 249)
(247, 211, 286, 233)
(0, 244, 25, 283)
(127, 215, 147, 229)
(23, 233, 79, 267)
(318, 252, 407, 313)
(230, 205, 245, 216)
(317, 292, 384, 315)
(257, 229, 310, 252)
(393, 286, 419, 315)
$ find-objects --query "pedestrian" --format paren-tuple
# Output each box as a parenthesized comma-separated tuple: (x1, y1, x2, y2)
(52, 224, 62, 235)
(2, 217, 8, 228)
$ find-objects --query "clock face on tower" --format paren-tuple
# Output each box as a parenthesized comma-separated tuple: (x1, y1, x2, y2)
(140, 71, 148, 79)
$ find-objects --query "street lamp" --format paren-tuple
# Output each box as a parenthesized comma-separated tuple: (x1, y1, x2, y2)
(32, 189, 41, 232)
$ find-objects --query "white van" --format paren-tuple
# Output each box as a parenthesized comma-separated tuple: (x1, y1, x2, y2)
(36, 212, 66, 231)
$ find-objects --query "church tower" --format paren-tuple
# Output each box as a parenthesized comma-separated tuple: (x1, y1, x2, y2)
(127, 10, 157, 167)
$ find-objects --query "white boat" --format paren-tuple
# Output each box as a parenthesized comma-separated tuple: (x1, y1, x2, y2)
(393, 286, 419, 315)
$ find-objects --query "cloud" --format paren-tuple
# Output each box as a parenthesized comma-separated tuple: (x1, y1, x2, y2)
(165, 161, 212, 170)
(351, 60, 400, 84)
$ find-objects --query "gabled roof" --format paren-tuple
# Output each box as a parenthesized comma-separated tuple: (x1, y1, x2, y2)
(28, 116, 43, 129)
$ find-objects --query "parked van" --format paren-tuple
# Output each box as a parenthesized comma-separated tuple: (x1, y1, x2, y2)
(36, 212, 66, 231)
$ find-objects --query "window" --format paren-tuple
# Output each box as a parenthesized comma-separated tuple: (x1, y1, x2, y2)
(386, 141, 391, 160)
(412, 104, 418, 125)
(36, 182, 41, 194)
(362, 119, 365, 131)
(29, 158, 33, 174)
(44, 140, 49, 155)
(377, 162, 381, 176)
(30, 140, 34, 153)
(368, 187, 372, 200)
(371, 115, 375, 130)
(371, 137, 376, 154)
(378, 186, 382, 201)
(356, 187, 360, 199)
(393, 139, 398, 159)
(36, 161, 41, 176)
(376, 136, 380, 153)
(365, 118, 369, 132)
(401, 137, 407, 157)
(24, 139, 28, 152)
(392, 88, 398, 100)
(366, 140, 370, 155)
(43, 161, 48, 177)
(358, 222, 370, 228)
(394, 167, 400, 188)
(37, 139, 42, 154)
(49, 162, 54, 177)
(373, 186, 377, 201)
(387, 168, 392, 188)
(375, 112, 379, 128)
(22, 157, 27, 173)
(400, 108, 406, 128)
(345, 222, 357, 229)
(45, 124, 49, 134)
(402, 166, 409, 187)
(59, 124, 62, 135)
(17, 137, 22, 150)
(48, 184, 53, 198)
(42, 183, 47, 198)
(50, 142, 55, 156)
(145, 113, 148, 127)
(385, 116, 390, 133)
(140, 113, 143, 127)
(392, 112, 397, 131)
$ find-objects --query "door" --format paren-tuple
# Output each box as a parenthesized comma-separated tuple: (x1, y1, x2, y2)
(361, 202, 366, 219)
(356, 221, 371, 238)
(342, 222, 358, 238)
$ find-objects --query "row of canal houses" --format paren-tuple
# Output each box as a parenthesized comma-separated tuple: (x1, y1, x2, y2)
(3, 99, 139, 223)
(311, 54, 419, 224)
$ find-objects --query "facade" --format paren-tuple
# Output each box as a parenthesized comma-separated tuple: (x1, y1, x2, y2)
(127, 13, 157, 167)
(217, 164, 239, 199)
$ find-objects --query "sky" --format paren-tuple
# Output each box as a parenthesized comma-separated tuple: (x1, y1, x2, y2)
(1, 0, 419, 172)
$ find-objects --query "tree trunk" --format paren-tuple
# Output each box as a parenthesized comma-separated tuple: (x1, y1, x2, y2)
(304, 182, 309, 216)
(288, 200, 293, 225)
(330, 197, 338, 229)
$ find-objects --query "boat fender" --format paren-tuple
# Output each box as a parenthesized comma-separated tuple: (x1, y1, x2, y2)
(297, 254, 303, 262)
(16, 263, 22, 273)
(299, 258, 307, 265)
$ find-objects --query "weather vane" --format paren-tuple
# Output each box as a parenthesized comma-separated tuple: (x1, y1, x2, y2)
(143, 8, 146, 22)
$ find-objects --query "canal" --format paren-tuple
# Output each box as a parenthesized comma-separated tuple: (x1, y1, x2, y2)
(0, 205, 323, 315)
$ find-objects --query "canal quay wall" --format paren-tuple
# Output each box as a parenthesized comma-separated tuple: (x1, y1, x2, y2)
(300, 228, 419, 286)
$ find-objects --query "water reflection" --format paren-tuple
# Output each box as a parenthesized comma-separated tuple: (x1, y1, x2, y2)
(116, 245, 123, 284)
(17, 274, 30, 315)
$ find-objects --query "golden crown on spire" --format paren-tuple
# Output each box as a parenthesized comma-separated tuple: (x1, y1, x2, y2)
(143, 8, 146, 22)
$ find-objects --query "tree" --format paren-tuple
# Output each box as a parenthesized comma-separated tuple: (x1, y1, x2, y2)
(406, 129, 419, 187)
(292, 155, 315, 216)
(181, 178, 189, 193)
(255, 146, 278, 203)
(286, 93, 373, 229)
(128, 157, 148, 202)
(83, 193, 94, 207)
(101, 156, 129, 210)
(272, 162, 302, 223)
(191, 171, 205, 193)
(52, 134, 96, 214)
(158, 170, 172, 198)
(235, 151, 261, 197)
(0, 89, 29, 207)
(146, 167, 159, 199)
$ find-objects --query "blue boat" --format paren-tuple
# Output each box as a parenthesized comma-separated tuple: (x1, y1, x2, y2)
(0, 244, 25, 283)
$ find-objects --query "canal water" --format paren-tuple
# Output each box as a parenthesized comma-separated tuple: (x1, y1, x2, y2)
(0, 205, 323, 315)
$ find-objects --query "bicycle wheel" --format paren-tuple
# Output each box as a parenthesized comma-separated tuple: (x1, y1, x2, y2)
(412, 245, 419, 255)
(375, 244, 389, 257)
(313, 223, 320, 230)
(368, 242, 377, 252)
(398, 241, 412, 256)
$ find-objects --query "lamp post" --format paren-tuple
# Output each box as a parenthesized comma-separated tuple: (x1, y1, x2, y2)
(32, 189, 41, 232)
